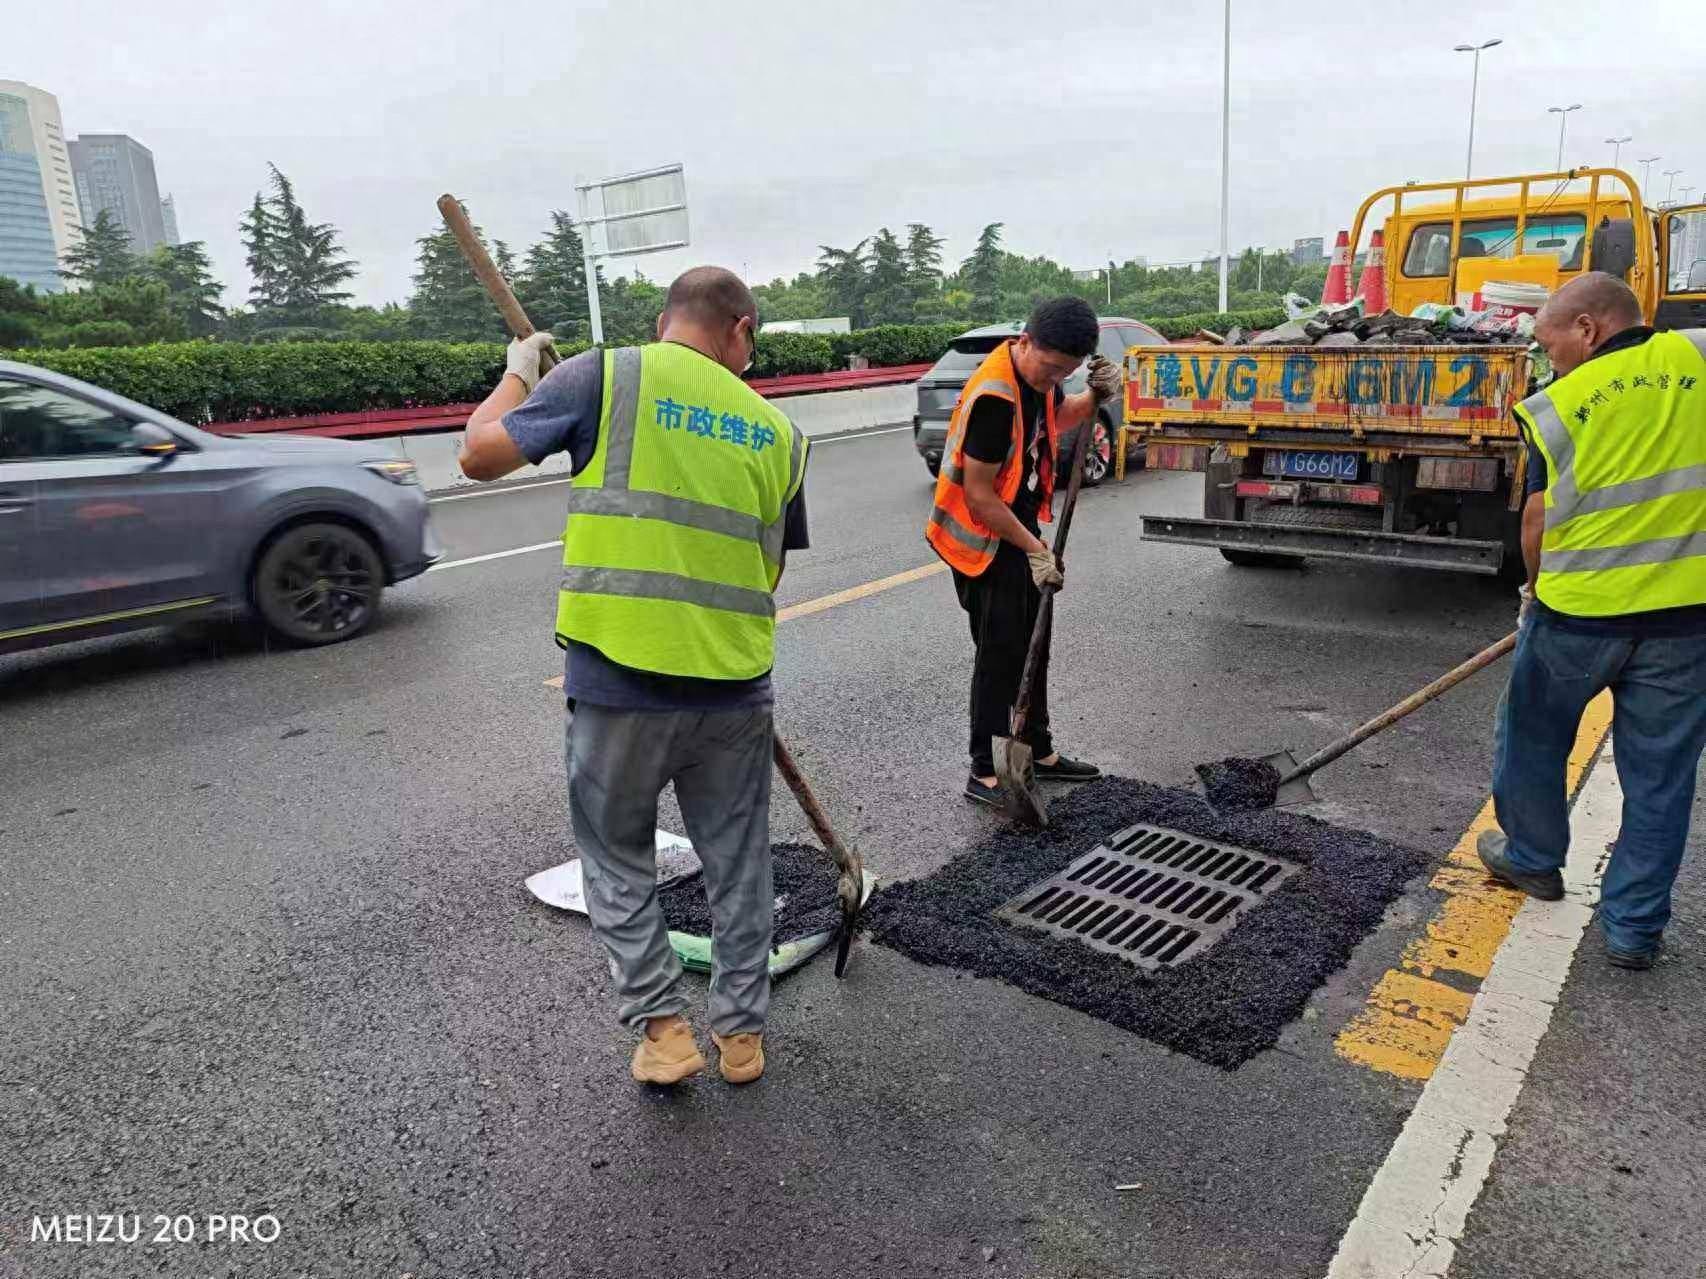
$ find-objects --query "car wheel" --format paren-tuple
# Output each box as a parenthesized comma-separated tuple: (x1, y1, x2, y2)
(1081, 415, 1114, 488)
(252, 522, 384, 646)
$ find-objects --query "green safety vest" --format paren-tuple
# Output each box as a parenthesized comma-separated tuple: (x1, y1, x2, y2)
(1513, 329, 1706, 617)
(555, 342, 807, 680)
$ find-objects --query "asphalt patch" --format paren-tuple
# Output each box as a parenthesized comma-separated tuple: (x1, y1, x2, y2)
(862, 775, 1431, 1068)
(1196, 756, 1281, 812)
(658, 842, 840, 944)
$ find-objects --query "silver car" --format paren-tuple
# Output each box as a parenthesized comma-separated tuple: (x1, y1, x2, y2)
(0, 360, 442, 655)
(912, 317, 1168, 486)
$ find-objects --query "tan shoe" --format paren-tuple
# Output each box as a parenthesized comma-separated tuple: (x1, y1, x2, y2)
(631, 1017, 706, 1085)
(711, 1031, 765, 1084)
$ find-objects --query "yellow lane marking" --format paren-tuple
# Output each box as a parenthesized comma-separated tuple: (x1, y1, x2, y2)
(1335, 689, 1614, 1080)
(544, 560, 949, 689)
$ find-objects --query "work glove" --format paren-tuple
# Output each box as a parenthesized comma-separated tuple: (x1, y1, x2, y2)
(1027, 545, 1064, 591)
(505, 332, 555, 394)
(1086, 354, 1122, 404)
(1517, 583, 1535, 629)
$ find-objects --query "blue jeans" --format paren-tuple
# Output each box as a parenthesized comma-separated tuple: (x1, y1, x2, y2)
(1493, 611, 1706, 951)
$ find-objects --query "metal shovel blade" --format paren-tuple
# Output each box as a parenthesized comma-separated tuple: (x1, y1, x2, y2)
(1261, 749, 1319, 808)
(995, 736, 1048, 828)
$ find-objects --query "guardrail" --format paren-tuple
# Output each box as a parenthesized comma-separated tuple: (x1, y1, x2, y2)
(204, 362, 934, 440)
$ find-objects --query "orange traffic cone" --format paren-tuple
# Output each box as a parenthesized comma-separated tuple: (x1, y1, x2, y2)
(1322, 229, 1351, 305)
(1355, 229, 1387, 312)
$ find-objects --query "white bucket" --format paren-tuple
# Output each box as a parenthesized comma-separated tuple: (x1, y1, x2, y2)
(1471, 280, 1551, 320)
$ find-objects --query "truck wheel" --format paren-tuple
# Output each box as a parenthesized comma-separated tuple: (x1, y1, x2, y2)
(1220, 549, 1305, 569)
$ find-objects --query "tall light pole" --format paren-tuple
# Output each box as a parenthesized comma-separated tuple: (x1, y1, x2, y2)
(1217, 0, 1231, 314)
(1453, 39, 1502, 179)
(1681, 186, 1697, 206)
(1663, 168, 1683, 203)
(1547, 103, 1581, 170)
(1639, 155, 1661, 192)
(1254, 245, 1264, 292)
(1605, 135, 1632, 168)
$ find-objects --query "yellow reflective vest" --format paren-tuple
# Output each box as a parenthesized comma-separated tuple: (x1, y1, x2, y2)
(556, 343, 807, 679)
(1513, 329, 1706, 617)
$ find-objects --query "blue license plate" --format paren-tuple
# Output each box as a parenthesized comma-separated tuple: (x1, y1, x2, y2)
(1263, 450, 1359, 481)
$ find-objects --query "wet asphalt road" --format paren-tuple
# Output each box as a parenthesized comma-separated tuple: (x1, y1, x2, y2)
(3, 428, 1526, 1277)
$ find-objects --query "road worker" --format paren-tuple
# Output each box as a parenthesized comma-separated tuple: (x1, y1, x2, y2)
(924, 296, 1122, 807)
(459, 266, 809, 1083)
(1479, 272, 1706, 970)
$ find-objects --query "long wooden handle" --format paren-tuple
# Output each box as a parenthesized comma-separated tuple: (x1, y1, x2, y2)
(772, 737, 860, 881)
(1010, 398, 1099, 737)
(435, 193, 560, 372)
(1281, 630, 1519, 784)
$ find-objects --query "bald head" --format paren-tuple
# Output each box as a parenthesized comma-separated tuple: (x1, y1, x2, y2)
(656, 266, 759, 376)
(1533, 272, 1646, 377)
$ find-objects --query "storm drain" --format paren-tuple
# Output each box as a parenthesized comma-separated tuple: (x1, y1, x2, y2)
(995, 823, 1302, 969)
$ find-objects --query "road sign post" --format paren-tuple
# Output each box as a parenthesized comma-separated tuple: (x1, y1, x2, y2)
(575, 163, 690, 344)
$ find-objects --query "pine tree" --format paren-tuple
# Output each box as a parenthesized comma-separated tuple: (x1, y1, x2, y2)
(517, 211, 590, 340)
(864, 228, 911, 326)
(815, 240, 869, 328)
(904, 223, 945, 289)
(407, 210, 505, 341)
(240, 192, 284, 312)
(143, 242, 226, 338)
(59, 210, 137, 286)
(242, 164, 357, 328)
(961, 222, 1005, 322)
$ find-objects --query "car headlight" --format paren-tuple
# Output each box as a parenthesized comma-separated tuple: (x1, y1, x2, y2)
(364, 459, 420, 485)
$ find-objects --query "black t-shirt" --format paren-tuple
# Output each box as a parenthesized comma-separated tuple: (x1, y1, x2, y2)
(961, 368, 1064, 533)
(1516, 325, 1706, 637)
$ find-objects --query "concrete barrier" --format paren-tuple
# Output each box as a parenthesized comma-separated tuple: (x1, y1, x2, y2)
(394, 382, 917, 493)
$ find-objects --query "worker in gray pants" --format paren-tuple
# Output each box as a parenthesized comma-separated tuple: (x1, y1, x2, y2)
(457, 265, 809, 1085)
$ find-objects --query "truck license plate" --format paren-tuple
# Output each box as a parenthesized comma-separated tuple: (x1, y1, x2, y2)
(1263, 450, 1359, 481)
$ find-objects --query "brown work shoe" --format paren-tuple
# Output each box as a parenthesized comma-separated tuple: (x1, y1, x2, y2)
(711, 1031, 765, 1085)
(631, 1016, 706, 1085)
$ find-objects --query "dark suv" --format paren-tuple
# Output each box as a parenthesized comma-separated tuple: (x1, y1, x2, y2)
(911, 317, 1167, 486)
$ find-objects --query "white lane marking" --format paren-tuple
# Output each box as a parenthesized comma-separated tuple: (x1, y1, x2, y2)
(813, 423, 912, 443)
(1325, 740, 1621, 1278)
(427, 540, 561, 572)
(430, 478, 572, 503)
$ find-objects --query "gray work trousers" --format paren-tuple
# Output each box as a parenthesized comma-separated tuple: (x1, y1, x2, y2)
(566, 703, 774, 1035)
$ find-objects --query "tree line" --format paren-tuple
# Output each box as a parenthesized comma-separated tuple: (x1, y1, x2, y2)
(0, 164, 1326, 351)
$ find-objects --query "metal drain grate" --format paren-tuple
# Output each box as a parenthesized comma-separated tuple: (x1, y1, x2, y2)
(995, 823, 1302, 970)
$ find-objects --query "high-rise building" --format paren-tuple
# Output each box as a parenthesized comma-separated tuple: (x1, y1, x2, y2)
(1292, 236, 1325, 266)
(69, 133, 167, 255)
(0, 80, 82, 292)
(160, 193, 180, 246)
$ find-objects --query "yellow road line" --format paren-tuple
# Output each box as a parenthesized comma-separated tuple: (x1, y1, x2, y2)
(544, 560, 949, 689)
(1334, 689, 1614, 1080)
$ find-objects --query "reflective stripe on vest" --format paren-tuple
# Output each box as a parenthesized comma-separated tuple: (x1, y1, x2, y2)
(555, 343, 806, 678)
(1514, 329, 1706, 614)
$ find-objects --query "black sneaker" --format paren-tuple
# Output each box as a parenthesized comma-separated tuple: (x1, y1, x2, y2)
(1475, 830, 1564, 902)
(1606, 936, 1663, 971)
(1035, 755, 1101, 781)
(964, 776, 1006, 809)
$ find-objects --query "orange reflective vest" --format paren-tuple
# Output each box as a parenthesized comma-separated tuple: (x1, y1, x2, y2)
(924, 340, 1057, 576)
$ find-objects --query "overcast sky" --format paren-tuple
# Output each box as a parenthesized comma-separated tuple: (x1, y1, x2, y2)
(23, 0, 1706, 307)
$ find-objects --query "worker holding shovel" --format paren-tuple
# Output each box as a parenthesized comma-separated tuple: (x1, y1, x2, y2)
(459, 266, 809, 1086)
(925, 297, 1122, 808)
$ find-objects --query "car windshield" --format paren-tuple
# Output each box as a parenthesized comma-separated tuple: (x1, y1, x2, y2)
(929, 337, 1009, 376)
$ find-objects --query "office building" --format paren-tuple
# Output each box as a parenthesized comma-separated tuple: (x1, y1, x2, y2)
(70, 133, 167, 254)
(1292, 236, 1325, 266)
(0, 80, 82, 292)
(160, 193, 180, 246)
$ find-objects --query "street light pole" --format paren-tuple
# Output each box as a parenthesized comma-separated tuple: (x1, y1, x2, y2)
(1547, 103, 1581, 170)
(1681, 186, 1696, 206)
(1663, 168, 1683, 203)
(1453, 39, 1502, 180)
(1217, 0, 1231, 314)
(1605, 135, 1631, 168)
(1639, 155, 1661, 193)
(1254, 246, 1264, 293)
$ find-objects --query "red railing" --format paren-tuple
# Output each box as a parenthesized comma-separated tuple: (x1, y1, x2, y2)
(205, 362, 933, 440)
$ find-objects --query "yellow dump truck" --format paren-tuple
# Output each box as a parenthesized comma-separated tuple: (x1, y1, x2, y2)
(1125, 167, 1706, 576)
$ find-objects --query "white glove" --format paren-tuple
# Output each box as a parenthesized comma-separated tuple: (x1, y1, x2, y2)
(1027, 545, 1063, 590)
(1086, 354, 1122, 404)
(505, 332, 555, 394)
(1517, 583, 1535, 627)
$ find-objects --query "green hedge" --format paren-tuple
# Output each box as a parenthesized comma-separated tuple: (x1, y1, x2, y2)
(1147, 308, 1287, 340)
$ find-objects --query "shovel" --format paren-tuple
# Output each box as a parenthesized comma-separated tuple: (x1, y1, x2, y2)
(441, 192, 867, 974)
(1252, 629, 1519, 807)
(995, 391, 1098, 827)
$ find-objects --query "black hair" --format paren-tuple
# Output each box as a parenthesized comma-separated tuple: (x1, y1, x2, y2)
(1025, 296, 1099, 359)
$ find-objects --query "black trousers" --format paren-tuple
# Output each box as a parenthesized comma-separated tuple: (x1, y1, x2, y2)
(953, 541, 1053, 777)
